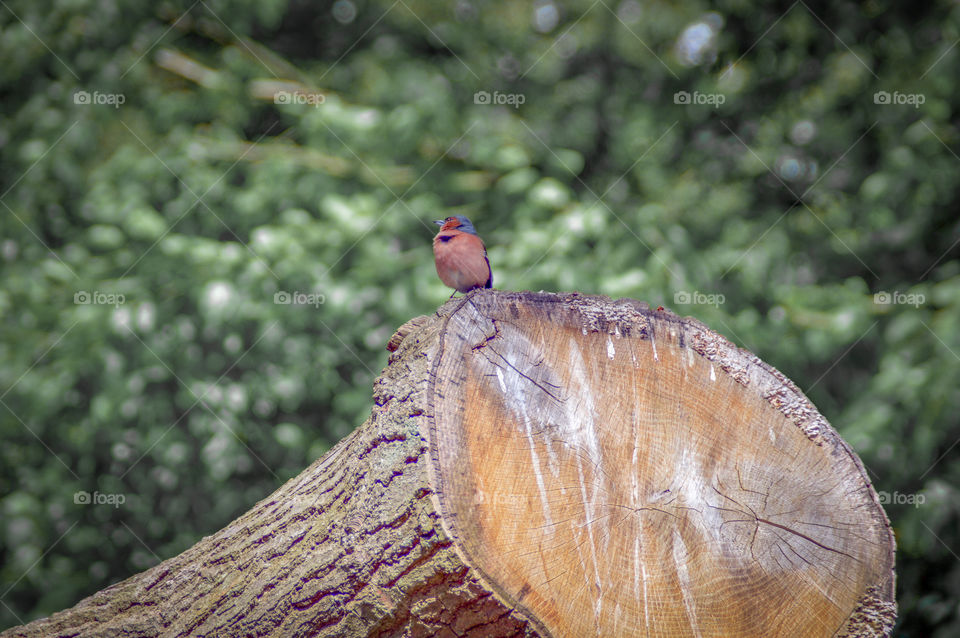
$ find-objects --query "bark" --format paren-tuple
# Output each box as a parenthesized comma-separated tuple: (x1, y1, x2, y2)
(3, 290, 896, 637)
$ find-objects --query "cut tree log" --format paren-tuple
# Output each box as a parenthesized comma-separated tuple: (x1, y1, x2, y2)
(2, 290, 896, 637)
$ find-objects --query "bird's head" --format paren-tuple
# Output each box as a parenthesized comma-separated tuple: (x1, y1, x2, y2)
(433, 215, 477, 235)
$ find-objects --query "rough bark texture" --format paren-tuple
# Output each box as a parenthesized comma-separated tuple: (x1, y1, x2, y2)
(3, 290, 896, 637)
(2, 293, 537, 638)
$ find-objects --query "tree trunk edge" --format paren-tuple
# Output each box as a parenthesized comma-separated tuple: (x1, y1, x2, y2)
(2, 296, 539, 638)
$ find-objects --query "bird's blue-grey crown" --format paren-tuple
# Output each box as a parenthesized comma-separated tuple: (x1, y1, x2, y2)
(433, 215, 478, 235)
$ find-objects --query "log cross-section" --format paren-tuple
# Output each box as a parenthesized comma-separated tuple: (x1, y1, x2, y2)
(2, 290, 895, 637)
(426, 291, 895, 637)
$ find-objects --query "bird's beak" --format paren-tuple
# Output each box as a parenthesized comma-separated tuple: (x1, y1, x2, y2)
(433, 219, 444, 226)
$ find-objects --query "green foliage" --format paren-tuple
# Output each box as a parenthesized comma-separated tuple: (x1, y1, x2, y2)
(1, 0, 958, 634)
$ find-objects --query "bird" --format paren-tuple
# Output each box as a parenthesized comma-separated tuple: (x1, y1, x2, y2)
(432, 215, 492, 297)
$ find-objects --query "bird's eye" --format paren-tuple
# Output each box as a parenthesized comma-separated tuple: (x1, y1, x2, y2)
(440, 235, 453, 242)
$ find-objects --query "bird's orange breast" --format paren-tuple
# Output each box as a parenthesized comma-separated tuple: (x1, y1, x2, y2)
(433, 231, 491, 292)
